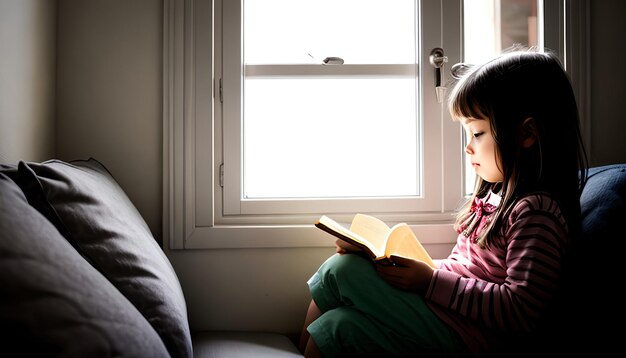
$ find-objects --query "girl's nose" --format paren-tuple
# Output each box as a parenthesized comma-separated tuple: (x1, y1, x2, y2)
(465, 143, 474, 155)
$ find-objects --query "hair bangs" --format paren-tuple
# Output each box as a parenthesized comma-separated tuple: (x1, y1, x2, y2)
(448, 73, 490, 122)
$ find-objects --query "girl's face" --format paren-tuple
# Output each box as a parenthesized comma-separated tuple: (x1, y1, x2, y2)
(461, 118, 504, 183)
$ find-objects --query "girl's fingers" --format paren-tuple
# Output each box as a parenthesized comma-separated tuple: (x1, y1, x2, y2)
(335, 239, 361, 253)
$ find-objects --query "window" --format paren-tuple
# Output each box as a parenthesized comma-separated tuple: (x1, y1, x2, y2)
(220, 0, 462, 221)
(163, 0, 586, 249)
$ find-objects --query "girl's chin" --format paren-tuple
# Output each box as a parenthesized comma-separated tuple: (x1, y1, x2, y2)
(484, 180, 504, 185)
(477, 175, 502, 184)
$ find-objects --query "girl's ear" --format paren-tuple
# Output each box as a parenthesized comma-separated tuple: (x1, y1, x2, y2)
(520, 117, 538, 148)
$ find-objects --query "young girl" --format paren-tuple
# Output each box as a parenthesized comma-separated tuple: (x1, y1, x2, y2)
(298, 49, 588, 357)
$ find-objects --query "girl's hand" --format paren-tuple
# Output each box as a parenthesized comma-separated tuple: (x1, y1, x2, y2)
(335, 239, 362, 254)
(376, 255, 434, 294)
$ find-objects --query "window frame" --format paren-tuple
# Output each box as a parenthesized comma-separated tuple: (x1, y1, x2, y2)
(162, 0, 588, 250)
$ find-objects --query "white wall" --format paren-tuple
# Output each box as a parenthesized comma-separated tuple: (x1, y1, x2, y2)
(55, 0, 163, 239)
(0, 0, 55, 163)
(2, 0, 626, 337)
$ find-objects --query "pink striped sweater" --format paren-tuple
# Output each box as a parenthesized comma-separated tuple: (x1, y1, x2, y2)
(426, 192, 568, 356)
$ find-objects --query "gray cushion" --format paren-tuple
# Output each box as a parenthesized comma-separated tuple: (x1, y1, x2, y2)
(580, 164, 626, 240)
(556, 164, 626, 356)
(0, 173, 169, 357)
(579, 163, 626, 290)
(574, 164, 626, 274)
(13, 158, 192, 358)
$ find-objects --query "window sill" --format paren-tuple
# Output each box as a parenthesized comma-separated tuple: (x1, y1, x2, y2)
(177, 222, 458, 250)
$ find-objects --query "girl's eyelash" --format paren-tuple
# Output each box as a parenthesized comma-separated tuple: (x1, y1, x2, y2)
(473, 132, 484, 138)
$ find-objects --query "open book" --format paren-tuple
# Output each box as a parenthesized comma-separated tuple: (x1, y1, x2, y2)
(315, 214, 435, 268)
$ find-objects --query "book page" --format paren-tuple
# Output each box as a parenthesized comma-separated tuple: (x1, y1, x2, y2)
(384, 223, 436, 268)
(349, 214, 390, 257)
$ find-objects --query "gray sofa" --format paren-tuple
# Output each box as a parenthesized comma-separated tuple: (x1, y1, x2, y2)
(1, 158, 624, 357)
(0, 158, 301, 357)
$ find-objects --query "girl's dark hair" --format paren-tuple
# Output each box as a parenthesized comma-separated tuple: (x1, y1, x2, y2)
(448, 48, 588, 248)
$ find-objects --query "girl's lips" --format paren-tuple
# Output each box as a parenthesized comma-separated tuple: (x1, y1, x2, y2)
(472, 162, 480, 167)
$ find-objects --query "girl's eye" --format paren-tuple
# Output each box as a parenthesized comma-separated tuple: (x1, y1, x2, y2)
(472, 132, 484, 138)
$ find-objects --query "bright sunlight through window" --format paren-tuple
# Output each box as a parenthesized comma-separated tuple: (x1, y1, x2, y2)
(242, 0, 420, 199)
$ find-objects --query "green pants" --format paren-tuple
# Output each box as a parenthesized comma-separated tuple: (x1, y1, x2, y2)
(307, 254, 464, 357)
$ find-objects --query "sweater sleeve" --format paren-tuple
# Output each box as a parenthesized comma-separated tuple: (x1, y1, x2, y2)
(425, 193, 568, 332)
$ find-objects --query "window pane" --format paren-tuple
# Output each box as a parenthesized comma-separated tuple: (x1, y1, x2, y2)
(243, 78, 419, 198)
(242, 0, 421, 201)
(244, 0, 416, 64)
(464, 0, 539, 64)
